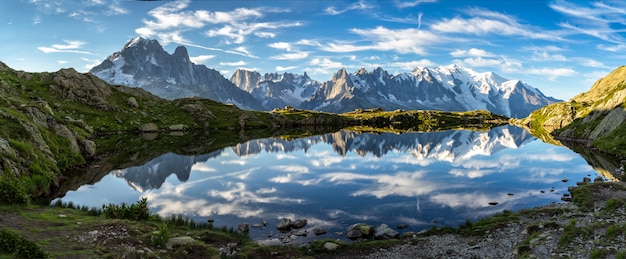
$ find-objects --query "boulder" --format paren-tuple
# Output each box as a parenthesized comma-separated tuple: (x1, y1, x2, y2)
(374, 224, 400, 240)
(313, 228, 327, 236)
(346, 223, 374, 240)
(80, 139, 97, 158)
(139, 123, 159, 132)
(169, 124, 187, 131)
(594, 176, 604, 183)
(165, 236, 197, 250)
(237, 223, 249, 233)
(127, 97, 139, 108)
(291, 219, 307, 229)
(323, 242, 340, 251)
(276, 218, 291, 231)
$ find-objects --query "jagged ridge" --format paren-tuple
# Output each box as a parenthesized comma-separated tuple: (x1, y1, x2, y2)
(89, 38, 558, 118)
(90, 37, 264, 110)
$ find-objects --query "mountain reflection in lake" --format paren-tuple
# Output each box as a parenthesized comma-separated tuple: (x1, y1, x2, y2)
(56, 125, 601, 244)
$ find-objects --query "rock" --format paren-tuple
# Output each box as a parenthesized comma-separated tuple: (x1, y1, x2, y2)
(262, 220, 268, 226)
(594, 176, 604, 183)
(165, 236, 197, 250)
(139, 123, 159, 132)
(313, 228, 327, 235)
(489, 202, 499, 206)
(127, 97, 139, 108)
(0, 138, 15, 157)
(80, 139, 97, 158)
(323, 242, 340, 251)
(561, 179, 569, 182)
(347, 223, 374, 240)
(583, 177, 591, 184)
(396, 224, 408, 229)
(251, 224, 262, 229)
(374, 224, 400, 240)
(207, 219, 214, 223)
(169, 124, 187, 131)
(276, 218, 292, 231)
(291, 219, 307, 229)
(238, 223, 249, 233)
(292, 230, 307, 236)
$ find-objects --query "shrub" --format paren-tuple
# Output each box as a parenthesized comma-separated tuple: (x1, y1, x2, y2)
(0, 229, 47, 258)
(102, 197, 150, 221)
(0, 175, 29, 205)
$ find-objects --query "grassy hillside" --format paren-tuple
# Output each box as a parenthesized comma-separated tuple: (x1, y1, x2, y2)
(519, 66, 626, 157)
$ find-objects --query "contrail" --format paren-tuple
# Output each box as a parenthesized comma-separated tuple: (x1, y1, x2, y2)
(417, 12, 423, 30)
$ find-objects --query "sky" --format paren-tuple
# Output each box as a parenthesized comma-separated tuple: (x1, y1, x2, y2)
(1, 0, 626, 100)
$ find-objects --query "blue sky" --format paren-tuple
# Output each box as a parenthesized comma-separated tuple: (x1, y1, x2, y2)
(1, 0, 625, 100)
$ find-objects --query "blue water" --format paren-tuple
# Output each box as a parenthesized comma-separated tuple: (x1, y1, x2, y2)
(55, 125, 601, 244)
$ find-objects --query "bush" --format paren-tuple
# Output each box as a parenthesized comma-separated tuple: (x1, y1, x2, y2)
(102, 197, 150, 221)
(0, 175, 29, 205)
(0, 229, 47, 258)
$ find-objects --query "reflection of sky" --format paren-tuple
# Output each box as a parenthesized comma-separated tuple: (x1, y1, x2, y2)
(57, 127, 599, 243)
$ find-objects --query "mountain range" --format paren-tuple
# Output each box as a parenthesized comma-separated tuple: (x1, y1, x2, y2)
(90, 37, 559, 118)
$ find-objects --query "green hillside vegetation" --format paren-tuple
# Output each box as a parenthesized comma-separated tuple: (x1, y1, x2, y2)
(519, 66, 626, 157)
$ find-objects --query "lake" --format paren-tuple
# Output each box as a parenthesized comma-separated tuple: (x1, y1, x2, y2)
(54, 125, 610, 244)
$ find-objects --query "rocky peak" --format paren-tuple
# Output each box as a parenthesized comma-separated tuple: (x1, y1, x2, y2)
(173, 46, 190, 62)
(356, 68, 368, 75)
(332, 68, 349, 82)
(123, 37, 160, 51)
(230, 69, 262, 93)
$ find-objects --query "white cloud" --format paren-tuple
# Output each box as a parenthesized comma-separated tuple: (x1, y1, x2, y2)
(189, 54, 215, 64)
(579, 58, 608, 68)
(322, 26, 444, 54)
(136, 2, 302, 46)
(526, 67, 577, 80)
(269, 52, 308, 60)
(431, 9, 562, 41)
(388, 59, 436, 70)
(268, 42, 291, 51)
(395, 0, 437, 9)
(276, 65, 298, 71)
(531, 51, 567, 62)
(219, 60, 246, 66)
(310, 57, 343, 69)
(460, 57, 504, 67)
(450, 48, 495, 57)
(296, 39, 322, 47)
(57, 60, 67, 65)
(38, 40, 93, 54)
(325, 0, 373, 15)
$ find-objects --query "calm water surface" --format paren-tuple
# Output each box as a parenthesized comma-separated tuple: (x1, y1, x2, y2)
(55, 125, 602, 244)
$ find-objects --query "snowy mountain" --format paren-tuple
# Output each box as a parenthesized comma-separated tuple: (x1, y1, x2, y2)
(90, 38, 558, 117)
(89, 37, 264, 110)
(230, 69, 320, 109)
(300, 65, 559, 117)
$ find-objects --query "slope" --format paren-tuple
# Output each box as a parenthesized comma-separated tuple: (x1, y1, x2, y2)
(520, 66, 626, 156)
